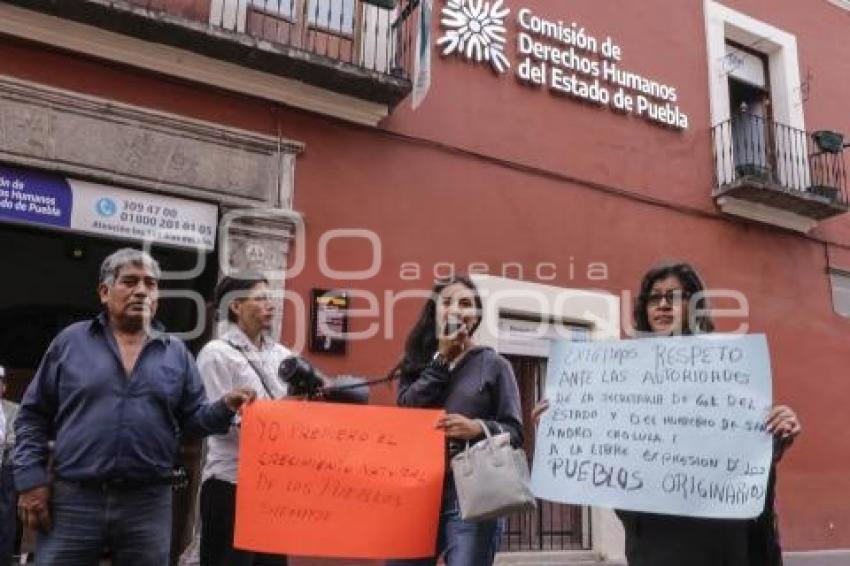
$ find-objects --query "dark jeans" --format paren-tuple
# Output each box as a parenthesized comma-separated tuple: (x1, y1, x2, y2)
(36, 479, 172, 566)
(385, 479, 502, 566)
(200, 478, 287, 566)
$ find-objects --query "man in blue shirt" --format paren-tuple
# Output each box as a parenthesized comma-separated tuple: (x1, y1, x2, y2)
(13, 248, 256, 566)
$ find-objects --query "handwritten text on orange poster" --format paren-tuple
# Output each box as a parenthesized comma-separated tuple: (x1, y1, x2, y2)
(235, 401, 445, 559)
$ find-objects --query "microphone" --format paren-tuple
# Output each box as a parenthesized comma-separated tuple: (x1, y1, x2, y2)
(278, 357, 391, 404)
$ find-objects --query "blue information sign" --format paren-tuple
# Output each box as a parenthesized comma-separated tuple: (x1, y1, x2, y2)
(0, 165, 73, 228)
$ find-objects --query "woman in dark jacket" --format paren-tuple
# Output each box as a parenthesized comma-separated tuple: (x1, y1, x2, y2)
(387, 275, 523, 566)
(534, 261, 800, 566)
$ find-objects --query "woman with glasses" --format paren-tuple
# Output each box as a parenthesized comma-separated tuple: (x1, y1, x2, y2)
(534, 261, 800, 566)
(387, 275, 523, 566)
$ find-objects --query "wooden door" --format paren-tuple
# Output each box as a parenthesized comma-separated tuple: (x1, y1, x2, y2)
(500, 356, 587, 552)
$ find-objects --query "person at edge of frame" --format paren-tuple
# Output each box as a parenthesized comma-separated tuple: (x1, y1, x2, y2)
(0, 364, 22, 564)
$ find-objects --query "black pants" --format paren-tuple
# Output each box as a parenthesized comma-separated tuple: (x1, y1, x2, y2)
(200, 478, 287, 566)
(0, 454, 20, 563)
(619, 510, 751, 566)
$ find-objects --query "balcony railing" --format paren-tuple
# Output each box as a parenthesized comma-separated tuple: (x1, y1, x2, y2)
(712, 112, 849, 223)
(8, 0, 418, 107)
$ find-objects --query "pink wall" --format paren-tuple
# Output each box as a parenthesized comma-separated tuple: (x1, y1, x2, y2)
(0, 0, 849, 550)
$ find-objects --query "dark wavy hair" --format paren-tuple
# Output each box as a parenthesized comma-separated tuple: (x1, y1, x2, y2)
(633, 262, 715, 335)
(397, 275, 483, 381)
(213, 272, 269, 323)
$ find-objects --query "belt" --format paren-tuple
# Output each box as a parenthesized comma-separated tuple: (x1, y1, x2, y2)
(57, 473, 185, 492)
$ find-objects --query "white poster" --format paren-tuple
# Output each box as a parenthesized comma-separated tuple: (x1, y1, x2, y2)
(531, 334, 773, 519)
(70, 179, 218, 251)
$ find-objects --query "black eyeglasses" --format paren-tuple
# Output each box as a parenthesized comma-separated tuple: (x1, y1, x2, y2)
(646, 289, 688, 307)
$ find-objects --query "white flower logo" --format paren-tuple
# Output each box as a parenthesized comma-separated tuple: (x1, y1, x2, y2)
(437, 0, 510, 74)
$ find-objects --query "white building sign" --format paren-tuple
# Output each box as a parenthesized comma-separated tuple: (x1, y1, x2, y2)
(0, 164, 218, 251)
(438, 1, 689, 130)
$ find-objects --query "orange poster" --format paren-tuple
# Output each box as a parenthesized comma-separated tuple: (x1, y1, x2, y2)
(234, 400, 445, 559)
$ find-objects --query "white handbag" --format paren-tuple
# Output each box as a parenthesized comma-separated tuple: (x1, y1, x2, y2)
(450, 420, 537, 521)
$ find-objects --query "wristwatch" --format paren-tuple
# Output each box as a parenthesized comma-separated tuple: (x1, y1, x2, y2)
(430, 351, 450, 371)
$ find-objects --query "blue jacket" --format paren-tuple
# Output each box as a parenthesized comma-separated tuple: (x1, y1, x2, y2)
(13, 313, 233, 492)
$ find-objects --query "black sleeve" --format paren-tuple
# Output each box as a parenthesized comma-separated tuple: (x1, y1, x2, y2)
(397, 361, 450, 408)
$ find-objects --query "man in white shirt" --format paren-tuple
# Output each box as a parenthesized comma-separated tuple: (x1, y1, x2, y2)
(197, 274, 292, 566)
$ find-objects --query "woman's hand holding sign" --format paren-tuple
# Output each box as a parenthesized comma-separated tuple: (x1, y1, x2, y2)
(765, 404, 801, 441)
(437, 414, 484, 440)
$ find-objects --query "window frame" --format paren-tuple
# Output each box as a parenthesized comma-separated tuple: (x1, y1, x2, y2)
(704, 0, 805, 130)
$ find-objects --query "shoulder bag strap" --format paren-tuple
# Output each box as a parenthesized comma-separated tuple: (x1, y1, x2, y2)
(224, 340, 277, 399)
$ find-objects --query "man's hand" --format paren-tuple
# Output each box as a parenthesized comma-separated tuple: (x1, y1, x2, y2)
(18, 486, 51, 533)
(436, 414, 483, 440)
(223, 387, 258, 413)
